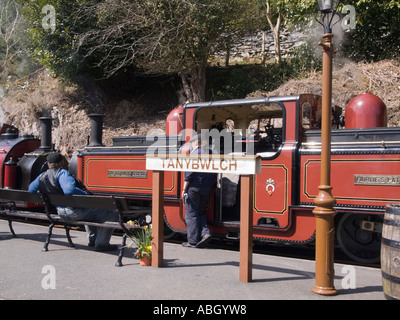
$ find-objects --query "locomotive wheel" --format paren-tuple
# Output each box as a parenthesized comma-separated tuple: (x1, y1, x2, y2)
(336, 213, 382, 264)
(163, 222, 177, 240)
(134, 212, 177, 240)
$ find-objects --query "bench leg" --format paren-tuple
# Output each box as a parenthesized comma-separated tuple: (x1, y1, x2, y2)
(115, 233, 127, 267)
(8, 219, 16, 237)
(64, 226, 76, 248)
(42, 223, 54, 252)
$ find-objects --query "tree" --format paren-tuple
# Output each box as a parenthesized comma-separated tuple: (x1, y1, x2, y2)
(342, 0, 400, 62)
(20, 0, 257, 102)
(19, 0, 87, 80)
(264, 0, 282, 64)
(0, 0, 24, 80)
(76, 0, 255, 102)
(260, 0, 315, 64)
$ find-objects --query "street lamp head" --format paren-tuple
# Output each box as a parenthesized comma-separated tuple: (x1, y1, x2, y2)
(315, 0, 341, 34)
(316, 0, 340, 13)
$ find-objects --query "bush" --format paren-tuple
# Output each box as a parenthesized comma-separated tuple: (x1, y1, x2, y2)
(288, 41, 322, 77)
(342, 0, 400, 62)
(205, 63, 294, 100)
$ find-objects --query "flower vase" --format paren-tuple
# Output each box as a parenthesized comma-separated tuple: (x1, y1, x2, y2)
(139, 254, 152, 266)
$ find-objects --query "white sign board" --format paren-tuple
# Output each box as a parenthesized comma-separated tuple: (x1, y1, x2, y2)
(146, 154, 261, 175)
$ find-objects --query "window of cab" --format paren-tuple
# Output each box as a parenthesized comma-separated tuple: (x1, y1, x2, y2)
(195, 102, 284, 158)
(301, 97, 342, 132)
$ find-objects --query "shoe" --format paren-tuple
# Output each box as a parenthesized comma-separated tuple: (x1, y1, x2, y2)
(94, 244, 118, 252)
(88, 236, 96, 247)
(196, 234, 212, 248)
(182, 242, 197, 248)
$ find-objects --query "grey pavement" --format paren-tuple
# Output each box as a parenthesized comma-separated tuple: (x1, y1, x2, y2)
(0, 219, 384, 301)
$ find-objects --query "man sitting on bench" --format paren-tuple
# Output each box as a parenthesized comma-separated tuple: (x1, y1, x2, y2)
(28, 152, 119, 251)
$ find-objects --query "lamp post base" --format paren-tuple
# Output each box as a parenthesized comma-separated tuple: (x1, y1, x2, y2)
(313, 185, 337, 296)
(312, 285, 337, 296)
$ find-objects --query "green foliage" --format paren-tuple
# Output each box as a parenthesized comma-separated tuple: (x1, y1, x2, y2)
(0, 0, 38, 84)
(206, 63, 293, 100)
(259, 0, 316, 27)
(19, 0, 91, 81)
(206, 40, 322, 101)
(288, 41, 322, 76)
(18, 0, 260, 100)
(12, 0, 400, 103)
(87, 0, 255, 76)
(342, 0, 400, 61)
(127, 223, 152, 259)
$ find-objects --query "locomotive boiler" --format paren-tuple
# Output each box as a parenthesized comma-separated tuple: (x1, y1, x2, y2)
(0, 116, 63, 210)
(0, 124, 41, 190)
(1, 92, 399, 264)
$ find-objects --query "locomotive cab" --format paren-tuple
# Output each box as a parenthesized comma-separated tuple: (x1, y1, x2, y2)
(193, 101, 286, 225)
(195, 102, 284, 156)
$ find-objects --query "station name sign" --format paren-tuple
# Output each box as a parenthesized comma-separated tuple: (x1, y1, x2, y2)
(146, 154, 261, 175)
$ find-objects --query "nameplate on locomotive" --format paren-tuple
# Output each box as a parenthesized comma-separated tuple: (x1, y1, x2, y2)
(354, 174, 400, 186)
(108, 170, 147, 179)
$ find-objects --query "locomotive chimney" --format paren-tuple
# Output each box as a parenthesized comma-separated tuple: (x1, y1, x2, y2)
(88, 113, 104, 147)
(39, 116, 53, 151)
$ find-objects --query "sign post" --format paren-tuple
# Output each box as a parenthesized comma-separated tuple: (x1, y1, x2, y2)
(239, 174, 254, 282)
(151, 170, 164, 267)
(146, 154, 261, 281)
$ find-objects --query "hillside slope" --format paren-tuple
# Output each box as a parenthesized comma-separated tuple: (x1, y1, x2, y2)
(250, 59, 400, 126)
(0, 59, 399, 157)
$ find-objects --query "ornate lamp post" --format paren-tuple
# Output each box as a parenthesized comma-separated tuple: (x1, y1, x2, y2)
(312, 0, 341, 296)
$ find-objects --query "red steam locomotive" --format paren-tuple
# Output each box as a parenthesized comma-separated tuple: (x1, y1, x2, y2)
(0, 93, 397, 264)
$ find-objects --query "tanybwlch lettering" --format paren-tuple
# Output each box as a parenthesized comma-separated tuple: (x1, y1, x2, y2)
(162, 157, 238, 172)
(146, 154, 261, 175)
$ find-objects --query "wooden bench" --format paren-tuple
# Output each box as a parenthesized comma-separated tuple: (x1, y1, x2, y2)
(0, 189, 147, 267)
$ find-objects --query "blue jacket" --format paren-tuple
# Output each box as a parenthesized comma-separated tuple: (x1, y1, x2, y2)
(29, 169, 87, 195)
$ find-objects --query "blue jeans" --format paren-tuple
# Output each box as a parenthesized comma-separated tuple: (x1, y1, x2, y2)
(57, 207, 118, 247)
(185, 187, 211, 244)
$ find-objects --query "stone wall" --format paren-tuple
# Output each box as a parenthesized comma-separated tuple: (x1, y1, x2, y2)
(214, 29, 308, 64)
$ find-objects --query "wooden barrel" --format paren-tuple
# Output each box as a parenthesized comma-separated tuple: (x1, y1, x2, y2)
(381, 204, 400, 300)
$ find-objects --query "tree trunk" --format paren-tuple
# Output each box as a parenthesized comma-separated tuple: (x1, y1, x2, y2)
(261, 30, 267, 66)
(272, 25, 281, 64)
(180, 65, 206, 103)
(265, 0, 282, 64)
(224, 36, 232, 67)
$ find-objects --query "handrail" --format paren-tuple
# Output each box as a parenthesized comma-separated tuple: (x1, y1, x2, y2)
(302, 140, 400, 148)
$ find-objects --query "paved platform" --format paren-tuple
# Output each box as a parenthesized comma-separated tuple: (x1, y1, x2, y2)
(0, 220, 384, 301)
